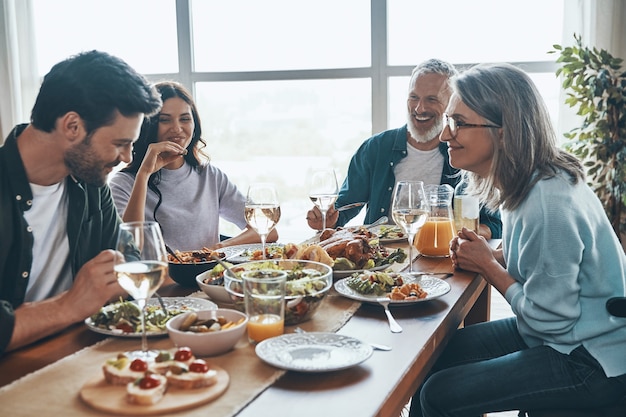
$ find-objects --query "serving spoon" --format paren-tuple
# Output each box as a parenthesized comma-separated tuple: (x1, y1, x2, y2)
(165, 244, 183, 263)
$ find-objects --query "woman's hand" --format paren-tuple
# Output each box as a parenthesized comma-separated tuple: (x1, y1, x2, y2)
(451, 228, 513, 294)
(138, 142, 187, 176)
(450, 227, 496, 274)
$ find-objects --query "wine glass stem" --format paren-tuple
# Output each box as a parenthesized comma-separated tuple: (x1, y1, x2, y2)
(321, 210, 327, 231)
(408, 233, 416, 273)
(260, 234, 267, 260)
(140, 303, 148, 353)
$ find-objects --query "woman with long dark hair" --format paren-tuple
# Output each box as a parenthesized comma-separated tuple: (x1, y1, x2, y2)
(109, 81, 277, 250)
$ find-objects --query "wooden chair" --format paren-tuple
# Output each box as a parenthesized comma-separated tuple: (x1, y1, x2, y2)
(526, 297, 626, 417)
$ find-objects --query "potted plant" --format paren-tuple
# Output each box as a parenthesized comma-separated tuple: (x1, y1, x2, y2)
(551, 34, 626, 242)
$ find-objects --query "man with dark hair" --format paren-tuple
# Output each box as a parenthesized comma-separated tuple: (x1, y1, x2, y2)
(0, 50, 162, 354)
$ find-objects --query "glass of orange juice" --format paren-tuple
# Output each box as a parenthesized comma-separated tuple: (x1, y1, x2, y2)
(242, 270, 286, 344)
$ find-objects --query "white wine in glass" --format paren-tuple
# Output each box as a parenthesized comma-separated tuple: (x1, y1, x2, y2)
(245, 183, 281, 260)
(114, 221, 168, 360)
(309, 169, 338, 231)
(391, 181, 429, 273)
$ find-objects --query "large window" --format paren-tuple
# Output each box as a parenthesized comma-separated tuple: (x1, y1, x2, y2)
(31, 0, 564, 242)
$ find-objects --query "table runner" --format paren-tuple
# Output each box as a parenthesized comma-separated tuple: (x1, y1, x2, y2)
(0, 292, 360, 417)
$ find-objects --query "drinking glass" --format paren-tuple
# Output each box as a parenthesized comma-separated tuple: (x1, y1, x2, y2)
(245, 183, 281, 259)
(114, 221, 168, 360)
(308, 169, 339, 231)
(242, 270, 286, 344)
(391, 181, 429, 273)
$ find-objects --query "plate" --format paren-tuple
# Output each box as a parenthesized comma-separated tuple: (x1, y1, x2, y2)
(217, 245, 246, 260)
(368, 224, 407, 244)
(334, 276, 451, 305)
(223, 243, 285, 263)
(80, 366, 229, 415)
(85, 297, 217, 337)
(255, 333, 373, 372)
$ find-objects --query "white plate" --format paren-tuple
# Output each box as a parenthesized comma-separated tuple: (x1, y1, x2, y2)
(334, 276, 451, 305)
(368, 224, 408, 244)
(218, 245, 247, 261)
(223, 243, 285, 263)
(255, 332, 373, 372)
(85, 297, 217, 338)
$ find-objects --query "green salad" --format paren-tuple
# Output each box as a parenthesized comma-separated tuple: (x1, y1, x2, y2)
(89, 298, 190, 334)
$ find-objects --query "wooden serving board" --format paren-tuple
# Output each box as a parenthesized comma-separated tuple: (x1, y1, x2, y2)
(80, 366, 229, 415)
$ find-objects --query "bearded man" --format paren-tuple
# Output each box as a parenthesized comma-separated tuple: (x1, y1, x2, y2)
(306, 58, 501, 239)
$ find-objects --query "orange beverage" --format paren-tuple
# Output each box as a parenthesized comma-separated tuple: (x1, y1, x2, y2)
(247, 314, 284, 343)
(414, 217, 455, 257)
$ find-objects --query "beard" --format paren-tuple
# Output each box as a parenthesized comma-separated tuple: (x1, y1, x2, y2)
(64, 134, 114, 187)
(406, 112, 443, 144)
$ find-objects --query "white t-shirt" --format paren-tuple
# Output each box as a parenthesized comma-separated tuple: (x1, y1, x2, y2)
(391, 144, 444, 216)
(393, 143, 443, 185)
(24, 181, 72, 302)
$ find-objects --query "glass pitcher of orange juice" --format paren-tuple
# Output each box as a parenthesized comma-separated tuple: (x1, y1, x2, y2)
(414, 184, 455, 257)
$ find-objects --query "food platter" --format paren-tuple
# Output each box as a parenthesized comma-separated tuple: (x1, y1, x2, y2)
(223, 243, 285, 264)
(80, 366, 229, 415)
(367, 224, 407, 244)
(85, 297, 217, 337)
(334, 276, 451, 305)
(255, 333, 373, 372)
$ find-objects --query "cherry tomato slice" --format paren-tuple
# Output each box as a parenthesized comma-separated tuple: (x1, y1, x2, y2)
(174, 346, 193, 362)
(130, 358, 149, 372)
(139, 374, 161, 389)
(115, 323, 134, 333)
(189, 359, 209, 373)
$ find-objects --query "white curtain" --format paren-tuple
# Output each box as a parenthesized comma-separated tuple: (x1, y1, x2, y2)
(0, 0, 38, 142)
(558, 0, 626, 137)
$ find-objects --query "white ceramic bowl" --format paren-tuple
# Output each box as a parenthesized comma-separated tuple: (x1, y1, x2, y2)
(196, 271, 232, 304)
(222, 259, 333, 325)
(166, 308, 248, 356)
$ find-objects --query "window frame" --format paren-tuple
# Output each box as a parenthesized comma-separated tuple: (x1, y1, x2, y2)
(140, 0, 559, 136)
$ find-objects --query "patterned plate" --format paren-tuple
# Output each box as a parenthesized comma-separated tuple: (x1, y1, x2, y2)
(334, 275, 451, 305)
(255, 332, 373, 372)
(84, 297, 217, 337)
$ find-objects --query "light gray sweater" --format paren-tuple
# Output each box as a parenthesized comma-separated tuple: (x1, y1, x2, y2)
(109, 163, 248, 251)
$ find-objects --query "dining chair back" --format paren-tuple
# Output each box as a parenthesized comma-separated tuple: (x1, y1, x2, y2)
(526, 297, 626, 417)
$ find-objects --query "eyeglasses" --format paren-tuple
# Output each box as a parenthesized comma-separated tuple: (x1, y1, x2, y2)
(442, 113, 501, 138)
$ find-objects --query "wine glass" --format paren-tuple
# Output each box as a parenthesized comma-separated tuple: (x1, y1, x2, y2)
(391, 181, 429, 273)
(309, 169, 339, 231)
(114, 221, 168, 360)
(245, 183, 281, 260)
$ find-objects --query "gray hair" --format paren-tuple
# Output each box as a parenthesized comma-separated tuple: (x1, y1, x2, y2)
(453, 63, 583, 211)
(410, 58, 458, 82)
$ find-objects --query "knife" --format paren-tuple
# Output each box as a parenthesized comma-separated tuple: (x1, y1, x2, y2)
(336, 202, 366, 212)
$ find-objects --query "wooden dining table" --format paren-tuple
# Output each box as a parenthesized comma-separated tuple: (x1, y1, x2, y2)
(0, 239, 500, 417)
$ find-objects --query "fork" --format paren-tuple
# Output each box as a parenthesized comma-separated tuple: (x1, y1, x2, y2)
(377, 297, 402, 333)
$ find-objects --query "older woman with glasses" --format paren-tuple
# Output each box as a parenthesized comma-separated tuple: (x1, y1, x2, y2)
(409, 63, 626, 416)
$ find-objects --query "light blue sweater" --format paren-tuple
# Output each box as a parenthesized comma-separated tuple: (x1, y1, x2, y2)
(503, 172, 626, 377)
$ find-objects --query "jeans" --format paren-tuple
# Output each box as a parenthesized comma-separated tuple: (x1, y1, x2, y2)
(408, 317, 626, 417)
